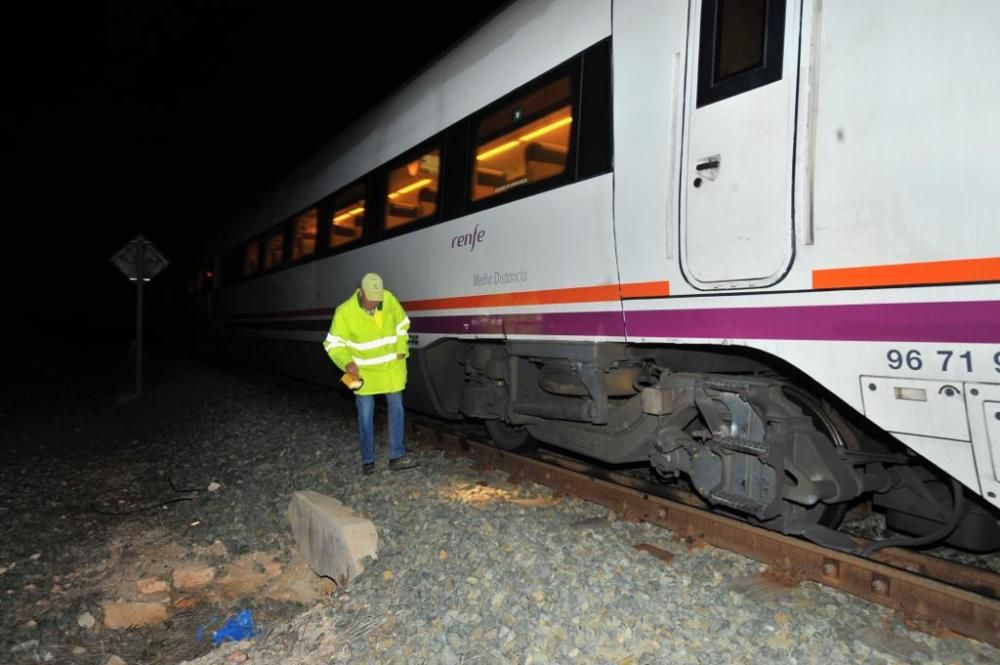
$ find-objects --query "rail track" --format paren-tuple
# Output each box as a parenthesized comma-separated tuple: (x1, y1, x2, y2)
(411, 420, 1000, 647)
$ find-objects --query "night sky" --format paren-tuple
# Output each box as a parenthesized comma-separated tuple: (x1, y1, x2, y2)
(3, 2, 507, 347)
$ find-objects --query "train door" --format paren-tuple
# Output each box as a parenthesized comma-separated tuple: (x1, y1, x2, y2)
(680, 0, 800, 289)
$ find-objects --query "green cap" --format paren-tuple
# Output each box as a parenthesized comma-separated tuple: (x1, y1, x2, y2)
(360, 272, 384, 301)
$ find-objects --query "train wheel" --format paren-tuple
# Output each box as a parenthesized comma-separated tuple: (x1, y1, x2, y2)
(485, 420, 538, 452)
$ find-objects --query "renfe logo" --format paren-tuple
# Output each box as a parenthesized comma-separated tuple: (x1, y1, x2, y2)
(451, 224, 485, 252)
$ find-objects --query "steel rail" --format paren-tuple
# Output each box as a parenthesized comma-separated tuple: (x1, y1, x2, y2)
(413, 423, 1000, 647)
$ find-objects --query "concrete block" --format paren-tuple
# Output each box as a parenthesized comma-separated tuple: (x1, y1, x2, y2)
(101, 601, 167, 628)
(287, 490, 378, 585)
(136, 577, 169, 594)
(172, 565, 215, 590)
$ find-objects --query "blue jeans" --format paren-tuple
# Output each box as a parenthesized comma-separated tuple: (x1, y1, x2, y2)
(355, 391, 406, 465)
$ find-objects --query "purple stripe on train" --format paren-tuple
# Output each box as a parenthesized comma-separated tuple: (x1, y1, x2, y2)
(411, 301, 1000, 343)
(411, 311, 626, 337)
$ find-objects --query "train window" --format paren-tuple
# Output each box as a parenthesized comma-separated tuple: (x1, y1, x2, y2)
(263, 230, 285, 270)
(242, 239, 260, 276)
(385, 147, 439, 230)
(329, 181, 366, 249)
(697, 0, 786, 107)
(717, 0, 766, 79)
(472, 77, 573, 202)
(291, 208, 318, 260)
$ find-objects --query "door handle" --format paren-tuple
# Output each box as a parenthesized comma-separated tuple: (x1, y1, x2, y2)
(693, 155, 720, 187)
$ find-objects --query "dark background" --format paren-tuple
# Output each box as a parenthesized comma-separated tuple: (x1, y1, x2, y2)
(2, 2, 507, 357)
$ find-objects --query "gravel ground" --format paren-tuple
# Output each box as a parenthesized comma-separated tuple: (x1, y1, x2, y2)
(2, 344, 998, 665)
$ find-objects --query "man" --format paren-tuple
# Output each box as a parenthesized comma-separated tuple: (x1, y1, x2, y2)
(323, 273, 419, 475)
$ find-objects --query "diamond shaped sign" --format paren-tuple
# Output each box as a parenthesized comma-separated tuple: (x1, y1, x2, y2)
(111, 235, 169, 281)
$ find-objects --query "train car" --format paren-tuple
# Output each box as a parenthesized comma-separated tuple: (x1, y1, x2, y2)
(198, 0, 1000, 552)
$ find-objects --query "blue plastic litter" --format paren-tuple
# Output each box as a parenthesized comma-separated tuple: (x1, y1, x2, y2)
(194, 610, 260, 646)
(196, 615, 221, 643)
(211, 609, 258, 645)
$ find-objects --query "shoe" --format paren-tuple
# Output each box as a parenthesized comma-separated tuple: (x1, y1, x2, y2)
(363, 463, 375, 476)
(388, 455, 419, 471)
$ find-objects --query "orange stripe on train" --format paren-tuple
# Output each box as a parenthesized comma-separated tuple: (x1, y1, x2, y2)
(620, 280, 670, 299)
(404, 280, 670, 311)
(812, 257, 1000, 289)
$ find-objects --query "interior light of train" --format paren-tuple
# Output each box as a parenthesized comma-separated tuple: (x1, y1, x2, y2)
(333, 206, 365, 223)
(387, 178, 432, 200)
(476, 140, 521, 161)
(475, 116, 573, 162)
(518, 115, 572, 142)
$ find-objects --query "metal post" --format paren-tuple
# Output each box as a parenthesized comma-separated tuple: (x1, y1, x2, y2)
(111, 234, 167, 399)
(136, 238, 145, 398)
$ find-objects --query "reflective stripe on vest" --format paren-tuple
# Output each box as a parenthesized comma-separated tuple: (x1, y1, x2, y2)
(325, 333, 398, 351)
(353, 352, 398, 367)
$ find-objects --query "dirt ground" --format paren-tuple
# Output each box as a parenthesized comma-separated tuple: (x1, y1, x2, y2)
(2, 339, 345, 664)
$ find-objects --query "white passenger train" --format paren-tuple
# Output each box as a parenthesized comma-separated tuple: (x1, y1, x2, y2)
(195, 0, 1000, 551)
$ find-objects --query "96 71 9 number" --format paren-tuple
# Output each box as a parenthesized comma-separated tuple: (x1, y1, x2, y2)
(886, 349, 1000, 373)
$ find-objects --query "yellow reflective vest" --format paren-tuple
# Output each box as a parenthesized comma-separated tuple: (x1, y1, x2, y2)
(323, 289, 410, 395)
